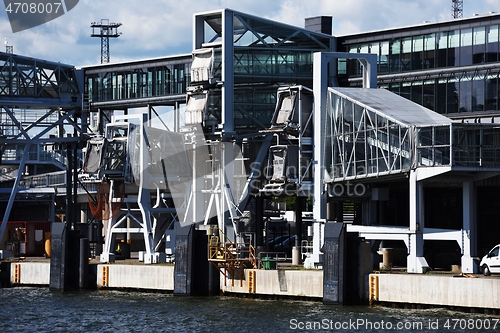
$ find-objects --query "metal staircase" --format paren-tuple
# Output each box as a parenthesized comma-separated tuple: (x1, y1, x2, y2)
(208, 226, 257, 287)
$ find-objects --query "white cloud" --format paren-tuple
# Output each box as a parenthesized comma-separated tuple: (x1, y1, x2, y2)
(0, 0, 499, 66)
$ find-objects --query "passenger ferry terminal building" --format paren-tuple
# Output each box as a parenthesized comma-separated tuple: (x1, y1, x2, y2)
(2, 8, 500, 294)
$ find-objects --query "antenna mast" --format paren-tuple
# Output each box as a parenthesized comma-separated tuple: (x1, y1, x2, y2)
(91, 19, 122, 64)
(452, 0, 463, 19)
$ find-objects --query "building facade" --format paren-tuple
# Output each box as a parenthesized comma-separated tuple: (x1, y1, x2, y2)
(337, 13, 500, 121)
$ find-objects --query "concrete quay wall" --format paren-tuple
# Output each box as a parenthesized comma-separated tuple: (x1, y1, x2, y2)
(97, 264, 175, 291)
(372, 273, 500, 309)
(9, 262, 500, 311)
(221, 269, 323, 299)
(9, 262, 50, 286)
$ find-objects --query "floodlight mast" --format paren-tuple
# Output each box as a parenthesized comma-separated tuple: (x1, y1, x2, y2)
(452, 0, 463, 19)
(90, 19, 122, 64)
(4, 38, 13, 53)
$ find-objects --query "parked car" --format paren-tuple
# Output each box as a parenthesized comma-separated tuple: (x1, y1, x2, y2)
(480, 244, 500, 276)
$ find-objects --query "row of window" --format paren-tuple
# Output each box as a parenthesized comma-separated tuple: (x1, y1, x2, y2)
(345, 24, 500, 74)
(380, 71, 500, 114)
(233, 50, 313, 78)
(87, 65, 190, 102)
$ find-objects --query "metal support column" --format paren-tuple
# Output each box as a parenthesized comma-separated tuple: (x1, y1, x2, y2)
(407, 169, 429, 273)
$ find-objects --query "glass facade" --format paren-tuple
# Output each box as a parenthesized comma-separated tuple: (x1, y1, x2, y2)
(86, 60, 191, 103)
(343, 22, 500, 117)
(197, 11, 333, 132)
(231, 48, 316, 130)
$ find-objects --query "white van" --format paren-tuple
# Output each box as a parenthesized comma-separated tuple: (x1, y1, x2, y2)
(480, 244, 500, 276)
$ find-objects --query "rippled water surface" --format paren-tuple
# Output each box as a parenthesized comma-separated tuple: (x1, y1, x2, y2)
(0, 287, 498, 332)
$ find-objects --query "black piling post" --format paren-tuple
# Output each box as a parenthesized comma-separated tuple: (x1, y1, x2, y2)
(49, 223, 67, 291)
(79, 238, 89, 289)
(322, 222, 346, 305)
(174, 224, 193, 295)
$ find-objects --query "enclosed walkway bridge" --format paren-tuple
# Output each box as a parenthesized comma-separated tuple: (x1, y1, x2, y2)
(0, 51, 85, 247)
(321, 86, 500, 273)
(324, 87, 500, 181)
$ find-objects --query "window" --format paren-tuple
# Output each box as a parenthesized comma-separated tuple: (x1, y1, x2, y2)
(485, 72, 499, 111)
(390, 38, 401, 72)
(401, 37, 412, 71)
(448, 30, 459, 67)
(458, 75, 472, 112)
(486, 25, 499, 62)
(472, 75, 485, 112)
(437, 31, 448, 67)
(423, 79, 435, 110)
(423, 34, 435, 68)
(380, 41, 389, 73)
(459, 28, 473, 66)
(412, 35, 424, 70)
(473, 27, 486, 64)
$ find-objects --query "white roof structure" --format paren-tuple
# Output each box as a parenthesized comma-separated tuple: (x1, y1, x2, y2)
(330, 87, 453, 127)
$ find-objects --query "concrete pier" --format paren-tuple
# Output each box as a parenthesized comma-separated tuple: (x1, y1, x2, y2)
(220, 269, 323, 299)
(9, 262, 50, 286)
(97, 264, 174, 291)
(370, 273, 500, 310)
(6, 261, 500, 311)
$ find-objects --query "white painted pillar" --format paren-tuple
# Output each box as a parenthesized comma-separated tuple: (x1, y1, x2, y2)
(80, 209, 87, 226)
(461, 180, 477, 273)
(310, 52, 328, 266)
(407, 170, 429, 273)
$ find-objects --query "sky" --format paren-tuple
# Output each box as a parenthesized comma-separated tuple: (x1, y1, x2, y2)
(1, 0, 500, 68)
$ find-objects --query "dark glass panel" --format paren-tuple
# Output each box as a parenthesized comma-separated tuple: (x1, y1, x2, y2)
(390, 38, 401, 72)
(401, 37, 412, 71)
(412, 35, 424, 70)
(400, 82, 411, 100)
(389, 82, 400, 95)
(446, 77, 459, 114)
(458, 77, 472, 113)
(423, 79, 435, 111)
(473, 27, 486, 64)
(380, 41, 389, 73)
(486, 25, 499, 62)
(485, 73, 499, 111)
(436, 78, 448, 114)
(423, 34, 435, 68)
(437, 32, 448, 67)
(459, 28, 473, 66)
(411, 81, 423, 104)
(448, 30, 459, 67)
(471, 76, 485, 112)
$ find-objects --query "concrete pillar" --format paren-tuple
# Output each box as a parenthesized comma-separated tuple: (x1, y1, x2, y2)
(407, 170, 429, 273)
(462, 180, 477, 273)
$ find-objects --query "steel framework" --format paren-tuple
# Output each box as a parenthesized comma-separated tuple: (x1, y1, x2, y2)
(0, 52, 84, 247)
(91, 19, 122, 64)
(452, 0, 464, 19)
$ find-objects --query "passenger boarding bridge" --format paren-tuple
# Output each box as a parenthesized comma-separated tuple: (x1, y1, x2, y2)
(4, 9, 500, 282)
(0, 51, 84, 248)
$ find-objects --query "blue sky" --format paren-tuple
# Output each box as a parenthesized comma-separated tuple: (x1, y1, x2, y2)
(0, 0, 500, 67)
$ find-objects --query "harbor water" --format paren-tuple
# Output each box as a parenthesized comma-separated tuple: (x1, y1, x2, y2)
(0, 287, 498, 332)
